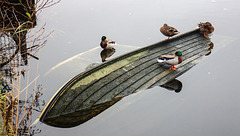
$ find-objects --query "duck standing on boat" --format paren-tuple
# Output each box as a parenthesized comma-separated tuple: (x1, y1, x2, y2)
(100, 36, 116, 50)
(160, 24, 180, 40)
(157, 51, 183, 70)
(198, 22, 214, 37)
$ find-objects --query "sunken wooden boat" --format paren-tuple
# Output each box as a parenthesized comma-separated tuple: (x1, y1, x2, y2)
(39, 29, 212, 128)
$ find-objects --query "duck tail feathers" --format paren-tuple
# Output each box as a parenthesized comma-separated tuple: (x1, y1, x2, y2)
(157, 58, 165, 63)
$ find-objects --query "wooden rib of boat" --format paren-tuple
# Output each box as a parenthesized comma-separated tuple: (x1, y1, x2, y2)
(39, 29, 212, 128)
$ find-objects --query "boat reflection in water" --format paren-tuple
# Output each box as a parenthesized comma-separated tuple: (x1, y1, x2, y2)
(39, 29, 214, 128)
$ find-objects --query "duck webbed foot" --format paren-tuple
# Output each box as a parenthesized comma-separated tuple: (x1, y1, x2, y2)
(204, 33, 209, 37)
(171, 65, 177, 70)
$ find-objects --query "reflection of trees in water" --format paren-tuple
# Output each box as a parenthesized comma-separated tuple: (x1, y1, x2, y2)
(1, 0, 37, 67)
(0, 0, 60, 135)
(0, 0, 60, 69)
(1, 84, 45, 135)
(17, 85, 45, 136)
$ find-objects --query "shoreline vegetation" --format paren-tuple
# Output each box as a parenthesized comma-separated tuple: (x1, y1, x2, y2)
(0, 0, 60, 135)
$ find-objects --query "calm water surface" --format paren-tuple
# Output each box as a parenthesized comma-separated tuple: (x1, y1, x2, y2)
(27, 0, 240, 135)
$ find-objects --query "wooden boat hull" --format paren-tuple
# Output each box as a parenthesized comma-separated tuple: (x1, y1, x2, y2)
(39, 29, 212, 128)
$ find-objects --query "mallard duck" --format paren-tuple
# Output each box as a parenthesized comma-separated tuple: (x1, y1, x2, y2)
(198, 22, 214, 37)
(157, 51, 183, 70)
(160, 24, 180, 40)
(100, 36, 116, 50)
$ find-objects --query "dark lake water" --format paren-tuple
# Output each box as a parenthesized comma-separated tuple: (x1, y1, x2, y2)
(25, 0, 240, 135)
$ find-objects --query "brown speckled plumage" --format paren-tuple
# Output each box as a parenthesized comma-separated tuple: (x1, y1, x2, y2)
(198, 22, 214, 37)
(160, 24, 180, 39)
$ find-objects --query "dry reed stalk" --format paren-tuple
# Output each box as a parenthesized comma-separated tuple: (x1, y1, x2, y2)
(0, 0, 61, 135)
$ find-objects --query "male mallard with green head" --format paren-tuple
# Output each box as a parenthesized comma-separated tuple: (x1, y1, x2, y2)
(100, 36, 116, 50)
(160, 24, 180, 40)
(198, 22, 214, 37)
(157, 51, 183, 70)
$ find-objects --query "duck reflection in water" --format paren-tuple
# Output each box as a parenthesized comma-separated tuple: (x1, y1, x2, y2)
(205, 42, 214, 56)
(160, 79, 183, 93)
(100, 48, 116, 62)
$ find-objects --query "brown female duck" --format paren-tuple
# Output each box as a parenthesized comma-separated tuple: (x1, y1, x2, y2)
(160, 24, 180, 40)
(198, 22, 214, 37)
